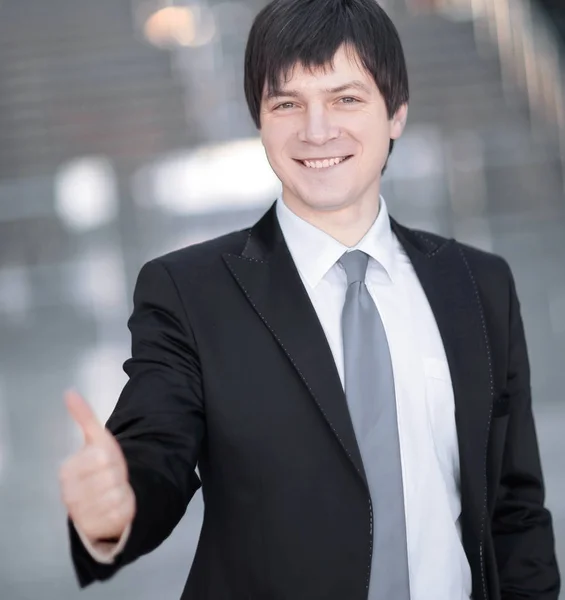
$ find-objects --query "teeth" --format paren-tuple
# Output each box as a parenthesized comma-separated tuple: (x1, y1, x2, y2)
(302, 156, 348, 169)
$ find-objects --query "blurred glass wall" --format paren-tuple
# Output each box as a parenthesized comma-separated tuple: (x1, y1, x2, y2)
(0, 0, 563, 598)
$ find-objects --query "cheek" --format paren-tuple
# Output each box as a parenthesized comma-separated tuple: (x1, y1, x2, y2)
(263, 120, 290, 146)
(264, 119, 301, 157)
(354, 127, 390, 159)
(346, 112, 391, 146)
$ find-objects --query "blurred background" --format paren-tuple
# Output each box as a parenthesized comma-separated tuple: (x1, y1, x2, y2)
(0, 0, 563, 598)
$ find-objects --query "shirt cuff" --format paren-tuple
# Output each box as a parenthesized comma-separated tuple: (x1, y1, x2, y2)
(74, 522, 132, 564)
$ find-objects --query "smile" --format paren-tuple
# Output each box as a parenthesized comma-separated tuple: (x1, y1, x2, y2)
(296, 156, 353, 169)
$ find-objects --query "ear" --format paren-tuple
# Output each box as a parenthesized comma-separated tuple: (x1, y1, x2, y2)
(390, 103, 408, 140)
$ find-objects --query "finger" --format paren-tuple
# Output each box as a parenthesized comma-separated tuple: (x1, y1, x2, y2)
(69, 482, 129, 514)
(61, 463, 123, 505)
(60, 445, 124, 485)
(65, 390, 107, 446)
(68, 485, 134, 539)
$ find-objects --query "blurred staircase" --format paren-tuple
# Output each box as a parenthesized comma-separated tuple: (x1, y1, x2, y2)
(385, 10, 565, 223)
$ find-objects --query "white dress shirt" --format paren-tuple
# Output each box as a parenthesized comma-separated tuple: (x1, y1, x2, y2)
(276, 196, 472, 600)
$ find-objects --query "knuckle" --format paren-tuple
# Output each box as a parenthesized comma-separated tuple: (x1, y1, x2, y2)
(92, 447, 111, 469)
(77, 519, 97, 539)
(59, 474, 77, 501)
(105, 469, 122, 490)
(67, 504, 83, 522)
(106, 486, 131, 518)
(62, 483, 85, 509)
(107, 507, 125, 529)
(105, 486, 122, 507)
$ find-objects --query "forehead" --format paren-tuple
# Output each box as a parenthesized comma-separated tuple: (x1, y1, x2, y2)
(264, 46, 373, 94)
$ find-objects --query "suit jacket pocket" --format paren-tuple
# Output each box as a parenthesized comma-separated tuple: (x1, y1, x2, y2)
(492, 394, 510, 419)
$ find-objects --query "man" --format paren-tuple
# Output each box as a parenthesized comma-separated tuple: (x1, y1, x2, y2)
(59, 0, 560, 598)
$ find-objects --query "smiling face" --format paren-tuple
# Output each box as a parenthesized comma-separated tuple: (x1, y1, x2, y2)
(259, 45, 407, 222)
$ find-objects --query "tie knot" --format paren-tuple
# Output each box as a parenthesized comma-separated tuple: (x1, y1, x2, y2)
(339, 250, 369, 285)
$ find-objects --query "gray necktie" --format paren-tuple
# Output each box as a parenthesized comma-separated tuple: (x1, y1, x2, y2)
(339, 250, 411, 600)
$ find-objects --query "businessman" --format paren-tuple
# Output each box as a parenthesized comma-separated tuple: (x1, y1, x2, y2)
(59, 0, 560, 598)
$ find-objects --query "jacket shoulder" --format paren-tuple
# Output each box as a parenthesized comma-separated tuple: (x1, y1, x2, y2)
(147, 228, 251, 276)
(404, 225, 512, 281)
(455, 239, 512, 284)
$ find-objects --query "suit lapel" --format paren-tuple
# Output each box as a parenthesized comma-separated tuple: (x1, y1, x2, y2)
(223, 204, 367, 487)
(222, 204, 494, 536)
(392, 220, 494, 549)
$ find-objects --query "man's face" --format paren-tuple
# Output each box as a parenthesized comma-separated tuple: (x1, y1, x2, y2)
(260, 45, 407, 219)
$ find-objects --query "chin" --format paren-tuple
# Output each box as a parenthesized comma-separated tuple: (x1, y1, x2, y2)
(302, 192, 355, 213)
(282, 182, 356, 214)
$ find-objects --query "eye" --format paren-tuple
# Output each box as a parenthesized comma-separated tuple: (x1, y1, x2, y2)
(274, 102, 296, 111)
(339, 96, 360, 104)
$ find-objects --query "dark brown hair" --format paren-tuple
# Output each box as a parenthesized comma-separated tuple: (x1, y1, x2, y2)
(244, 0, 410, 164)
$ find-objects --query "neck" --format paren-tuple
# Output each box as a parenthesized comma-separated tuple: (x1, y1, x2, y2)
(282, 196, 381, 247)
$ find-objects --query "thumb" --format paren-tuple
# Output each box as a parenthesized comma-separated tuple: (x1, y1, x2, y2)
(65, 390, 107, 446)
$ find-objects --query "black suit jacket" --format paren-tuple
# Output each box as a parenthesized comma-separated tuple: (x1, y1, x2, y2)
(69, 203, 560, 600)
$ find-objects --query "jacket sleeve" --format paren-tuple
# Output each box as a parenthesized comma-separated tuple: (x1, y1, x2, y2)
(492, 266, 560, 599)
(68, 258, 205, 586)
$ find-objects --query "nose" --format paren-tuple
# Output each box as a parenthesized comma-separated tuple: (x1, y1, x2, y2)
(298, 105, 340, 146)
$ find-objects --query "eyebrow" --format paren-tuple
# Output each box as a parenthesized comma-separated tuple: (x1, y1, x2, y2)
(265, 80, 371, 100)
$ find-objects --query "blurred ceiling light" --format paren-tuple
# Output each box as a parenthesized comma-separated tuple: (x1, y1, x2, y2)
(55, 157, 118, 232)
(146, 138, 281, 215)
(143, 5, 216, 49)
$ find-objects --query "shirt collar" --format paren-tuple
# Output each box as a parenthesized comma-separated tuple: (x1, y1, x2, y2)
(276, 196, 397, 289)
